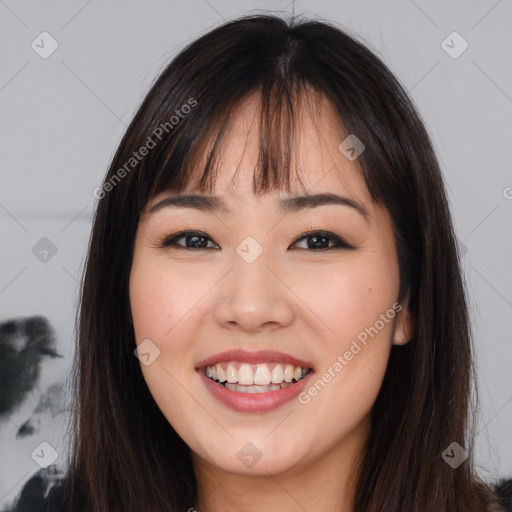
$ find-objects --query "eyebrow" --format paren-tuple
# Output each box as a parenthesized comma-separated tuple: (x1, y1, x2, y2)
(147, 193, 369, 220)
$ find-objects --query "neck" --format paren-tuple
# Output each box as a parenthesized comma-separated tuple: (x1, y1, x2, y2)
(192, 418, 369, 512)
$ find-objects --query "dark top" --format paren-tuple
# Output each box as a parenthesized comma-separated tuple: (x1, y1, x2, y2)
(6, 467, 512, 511)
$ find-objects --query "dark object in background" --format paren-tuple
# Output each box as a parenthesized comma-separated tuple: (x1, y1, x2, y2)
(496, 479, 512, 512)
(0, 317, 70, 512)
(7, 465, 69, 512)
(0, 316, 62, 418)
(16, 382, 67, 439)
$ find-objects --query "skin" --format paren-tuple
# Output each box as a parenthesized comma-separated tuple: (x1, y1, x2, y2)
(129, 92, 413, 512)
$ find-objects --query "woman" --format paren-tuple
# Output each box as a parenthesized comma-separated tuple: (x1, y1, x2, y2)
(10, 13, 512, 512)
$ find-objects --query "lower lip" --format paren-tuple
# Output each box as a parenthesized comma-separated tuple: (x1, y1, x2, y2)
(197, 369, 314, 413)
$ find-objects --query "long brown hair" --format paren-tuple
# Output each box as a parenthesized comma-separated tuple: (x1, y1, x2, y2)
(65, 13, 501, 511)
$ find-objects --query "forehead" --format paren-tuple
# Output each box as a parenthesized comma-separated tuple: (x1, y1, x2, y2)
(149, 90, 372, 211)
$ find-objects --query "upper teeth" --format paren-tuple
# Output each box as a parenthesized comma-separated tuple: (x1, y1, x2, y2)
(205, 362, 308, 385)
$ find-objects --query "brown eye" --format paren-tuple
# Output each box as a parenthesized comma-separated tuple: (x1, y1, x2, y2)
(159, 231, 218, 250)
(290, 231, 355, 251)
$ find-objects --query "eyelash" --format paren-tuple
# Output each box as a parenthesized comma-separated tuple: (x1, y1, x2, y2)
(156, 230, 355, 252)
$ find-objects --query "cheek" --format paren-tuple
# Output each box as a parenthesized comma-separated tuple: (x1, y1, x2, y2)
(129, 258, 202, 424)
(297, 263, 398, 430)
(305, 255, 399, 413)
(130, 265, 170, 340)
(130, 257, 206, 341)
(293, 257, 399, 350)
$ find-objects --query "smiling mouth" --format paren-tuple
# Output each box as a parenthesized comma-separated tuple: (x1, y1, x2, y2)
(204, 362, 313, 394)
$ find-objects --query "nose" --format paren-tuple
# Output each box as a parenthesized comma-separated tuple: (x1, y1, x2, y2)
(213, 254, 295, 334)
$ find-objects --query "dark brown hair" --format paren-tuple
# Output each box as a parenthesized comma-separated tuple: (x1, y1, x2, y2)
(65, 13, 501, 512)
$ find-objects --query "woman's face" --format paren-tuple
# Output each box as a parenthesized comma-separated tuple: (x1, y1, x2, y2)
(129, 93, 412, 480)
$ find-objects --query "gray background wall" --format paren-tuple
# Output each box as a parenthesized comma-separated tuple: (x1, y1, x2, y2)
(0, 0, 511, 506)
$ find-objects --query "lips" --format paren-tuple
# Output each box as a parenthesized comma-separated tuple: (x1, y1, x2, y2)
(196, 350, 315, 413)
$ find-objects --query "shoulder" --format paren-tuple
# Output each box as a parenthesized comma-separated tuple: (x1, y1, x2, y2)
(493, 478, 512, 512)
(8, 466, 70, 512)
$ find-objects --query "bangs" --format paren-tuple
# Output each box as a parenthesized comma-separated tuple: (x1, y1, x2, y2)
(117, 15, 385, 216)
(144, 81, 329, 205)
